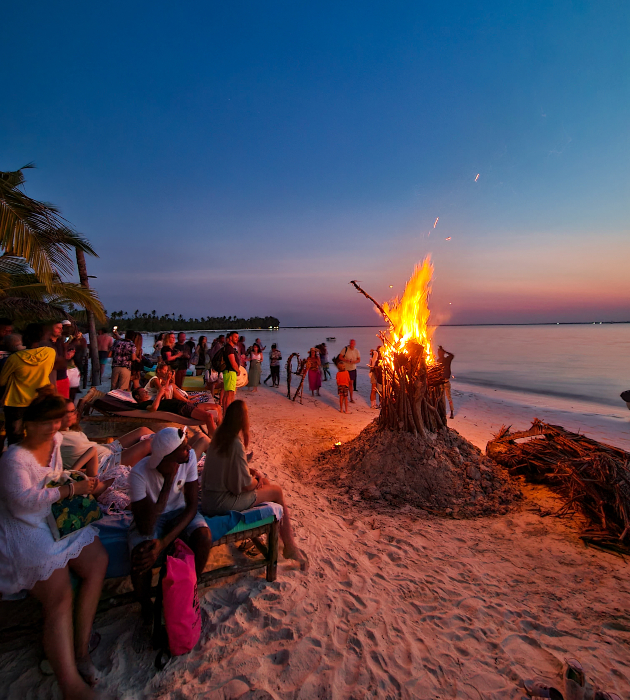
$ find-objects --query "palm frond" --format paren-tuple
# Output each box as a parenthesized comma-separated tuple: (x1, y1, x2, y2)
(3, 279, 106, 322)
(0, 166, 98, 288)
(0, 297, 71, 322)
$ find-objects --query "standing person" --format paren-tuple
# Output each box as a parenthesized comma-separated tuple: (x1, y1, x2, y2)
(66, 346, 82, 403)
(237, 336, 247, 366)
(160, 332, 181, 372)
(200, 400, 307, 568)
(437, 346, 455, 418)
(306, 348, 322, 397)
(130, 332, 145, 390)
(246, 343, 263, 392)
(368, 347, 383, 409)
(208, 335, 226, 362)
(0, 390, 108, 699)
(340, 339, 361, 402)
(264, 344, 282, 386)
(70, 331, 89, 390)
(0, 317, 14, 347)
(222, 332, 241, 411)
(110, 330, 137, 391)
(96, 328, 113, 382)
(0, 317, 15, 368)
(43, 321, 70, 398)
(153, 333, 164, 361)
(195, 336, 208, 376)
(173, 332, 191, 389)
(128, 428, 211, 628)
(0, 323, 56, 445)
(336, 361, 351, 413)
(255, 337, 266, 352)
(319, 343, 331, 381)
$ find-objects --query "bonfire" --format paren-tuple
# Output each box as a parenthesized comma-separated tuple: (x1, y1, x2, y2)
(351, 257, 447, 435)
(314, 259, 520, 517)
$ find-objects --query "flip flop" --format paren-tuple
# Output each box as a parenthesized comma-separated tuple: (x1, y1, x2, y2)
(523, 680, 565, 699)
(564, 658, 585, 700)
(594, 693, 622, 700)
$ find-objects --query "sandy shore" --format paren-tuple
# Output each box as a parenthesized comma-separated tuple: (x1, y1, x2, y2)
(2, 374, 630, 699)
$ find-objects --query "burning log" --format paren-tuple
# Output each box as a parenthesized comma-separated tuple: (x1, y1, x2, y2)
(487, 419, 630, 554)
(350, 259, 446, 435)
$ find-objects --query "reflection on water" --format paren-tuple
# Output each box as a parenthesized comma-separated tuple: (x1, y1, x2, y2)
(142, 324, 630, 412)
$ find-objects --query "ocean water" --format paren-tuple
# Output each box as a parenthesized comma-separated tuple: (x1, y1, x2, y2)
(141, 324, 630, 414)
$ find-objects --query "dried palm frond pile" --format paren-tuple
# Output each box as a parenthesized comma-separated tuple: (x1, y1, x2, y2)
(487, 419, 630, 554)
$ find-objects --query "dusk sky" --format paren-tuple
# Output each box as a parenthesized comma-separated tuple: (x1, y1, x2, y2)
(2, 1, 629, 326)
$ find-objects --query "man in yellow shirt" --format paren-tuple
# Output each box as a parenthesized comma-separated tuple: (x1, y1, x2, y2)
(0, 323, 56, 445)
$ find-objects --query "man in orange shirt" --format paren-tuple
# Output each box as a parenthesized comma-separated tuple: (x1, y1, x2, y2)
(336, 361, 351, 413)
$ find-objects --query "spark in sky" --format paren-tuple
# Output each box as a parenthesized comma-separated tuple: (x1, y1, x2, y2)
(433, 217, 439, 228)
(445, 237, 451, 241)
(474, 173, 480, 182)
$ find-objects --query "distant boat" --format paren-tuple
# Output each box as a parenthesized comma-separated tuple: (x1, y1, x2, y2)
(326, 337, 336, 341)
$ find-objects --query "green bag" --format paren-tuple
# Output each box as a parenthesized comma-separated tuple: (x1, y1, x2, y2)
(46, 470, 102, 541)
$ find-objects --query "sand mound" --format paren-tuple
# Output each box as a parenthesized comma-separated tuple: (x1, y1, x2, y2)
(315, 420, 520, 517)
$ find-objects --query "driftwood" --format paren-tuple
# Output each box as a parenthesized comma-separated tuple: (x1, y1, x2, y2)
(350, 280, 446, 434)
(285, 353, 307, 404)
(487, 419, 630, 554)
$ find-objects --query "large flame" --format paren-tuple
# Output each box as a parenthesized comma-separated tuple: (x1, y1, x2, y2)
(382, 256, 435, 363)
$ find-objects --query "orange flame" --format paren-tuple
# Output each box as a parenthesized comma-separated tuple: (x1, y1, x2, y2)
(382, 256, 435, 363)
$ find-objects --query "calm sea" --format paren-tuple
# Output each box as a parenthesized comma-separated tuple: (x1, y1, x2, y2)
(142, 324, 630, 415)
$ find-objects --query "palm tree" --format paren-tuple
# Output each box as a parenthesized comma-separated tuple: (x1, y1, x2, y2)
(0, 164, 104, 320)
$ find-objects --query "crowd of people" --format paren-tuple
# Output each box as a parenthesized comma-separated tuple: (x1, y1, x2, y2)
(0, 319, 457, 698)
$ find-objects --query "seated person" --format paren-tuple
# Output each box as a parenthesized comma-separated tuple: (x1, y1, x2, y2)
(145, 362, 222, 422)
(128, 427, 211, 625)
(201, 400, 308, 569)
(60, 399, 154, 477)
(0, 389, 108, 698)
(132, 382, 217, 437)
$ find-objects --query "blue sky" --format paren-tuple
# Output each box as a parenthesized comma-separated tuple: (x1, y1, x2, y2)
(2, 1, 629, 325)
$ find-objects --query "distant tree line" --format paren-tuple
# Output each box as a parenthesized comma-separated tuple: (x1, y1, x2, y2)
(97, 309, 280, 333)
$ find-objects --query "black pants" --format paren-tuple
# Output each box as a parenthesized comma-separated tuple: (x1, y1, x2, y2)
(271, 366, 280, 386)
(349, 369, 357, 391)
(4, 405, 26, 445)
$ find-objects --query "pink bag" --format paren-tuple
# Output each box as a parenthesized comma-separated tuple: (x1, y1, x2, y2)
(161, 539, 201, 655)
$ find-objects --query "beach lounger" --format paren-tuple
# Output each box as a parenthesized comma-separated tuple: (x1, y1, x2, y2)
(77, 389, 208, 435)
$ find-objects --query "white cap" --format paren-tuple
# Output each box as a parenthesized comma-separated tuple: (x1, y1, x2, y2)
(147, 427, 187, 469)
(61, 320, 72, 326)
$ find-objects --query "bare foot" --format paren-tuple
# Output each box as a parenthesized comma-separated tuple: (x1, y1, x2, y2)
(283, 545, 309, 571)
(76, 655, 100, 686)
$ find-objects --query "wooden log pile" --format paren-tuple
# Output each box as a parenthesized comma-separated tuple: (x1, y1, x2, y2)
(487, 419, 630, 554)
(349, 280, 447, 435)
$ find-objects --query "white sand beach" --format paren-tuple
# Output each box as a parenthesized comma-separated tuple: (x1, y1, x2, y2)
(2, 373, 630, 699)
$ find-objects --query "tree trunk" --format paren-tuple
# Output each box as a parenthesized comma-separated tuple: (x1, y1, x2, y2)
(75, 249, 101, 386)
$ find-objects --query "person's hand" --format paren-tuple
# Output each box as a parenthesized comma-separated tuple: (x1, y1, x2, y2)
(73, 476, 98, 496)
(159, 458, 180, 482)
(132, 539, 163, 573)
(250, 467, 263, 480)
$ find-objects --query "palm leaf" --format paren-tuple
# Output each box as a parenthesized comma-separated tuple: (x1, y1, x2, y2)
(0, 166, 98, 288)
(0, 297, 71, 322)
(2, 279, 106, 322)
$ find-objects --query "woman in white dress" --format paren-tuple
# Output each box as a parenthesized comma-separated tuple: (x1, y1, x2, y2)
(0, 389, 108, 700)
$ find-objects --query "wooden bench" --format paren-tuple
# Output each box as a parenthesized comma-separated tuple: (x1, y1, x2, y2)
(0, 518, 279, 649)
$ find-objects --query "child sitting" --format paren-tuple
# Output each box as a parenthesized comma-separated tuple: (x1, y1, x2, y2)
(336, 361, 351, 413)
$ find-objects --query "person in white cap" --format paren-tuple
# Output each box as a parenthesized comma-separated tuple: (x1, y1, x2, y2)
(127, 427, 211, 623)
